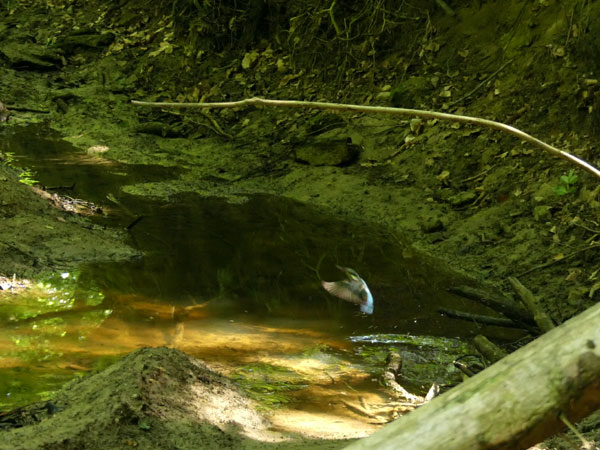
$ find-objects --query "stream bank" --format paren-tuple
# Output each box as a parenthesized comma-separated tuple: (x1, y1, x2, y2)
(2, 0, 599, 321)
(0, 347, 352, 450)
(2, 0, 600, 447)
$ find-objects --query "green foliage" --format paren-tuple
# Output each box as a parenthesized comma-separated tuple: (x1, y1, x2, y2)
(0, 150, 15, 165)
(301, 343, 333, 357)
(554, 169, 578, 196)
(18, 168, 38, 186)
(0, 150, 39, 186)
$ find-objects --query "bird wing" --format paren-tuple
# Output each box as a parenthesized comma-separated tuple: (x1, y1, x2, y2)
(321, 280, 362, 305)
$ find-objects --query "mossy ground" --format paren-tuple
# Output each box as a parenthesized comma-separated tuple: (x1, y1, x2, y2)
(1, 0, 600, 447)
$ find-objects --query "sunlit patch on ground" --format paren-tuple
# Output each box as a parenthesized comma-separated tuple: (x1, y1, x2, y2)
(0, 279, 394, 438)
(270, 409, 381, 439)
(0, 130, 492, 438)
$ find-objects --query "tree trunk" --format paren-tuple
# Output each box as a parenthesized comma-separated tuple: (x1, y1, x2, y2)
(344, 302, 600, 450)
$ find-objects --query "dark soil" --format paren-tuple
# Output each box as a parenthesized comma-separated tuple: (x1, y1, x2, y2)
(2, 0, 600, 447)
(0, 165, 138, 277)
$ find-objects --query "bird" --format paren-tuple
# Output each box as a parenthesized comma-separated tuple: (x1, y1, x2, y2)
(321, 265, 374, 314)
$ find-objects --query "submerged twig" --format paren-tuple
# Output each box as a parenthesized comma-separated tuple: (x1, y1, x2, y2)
(131, 97, 600, 179)
(473, 335, 508, 363)
(126, 216, 144, 231)
(508, 276, 555, 332)
(438, 307, 524, 329)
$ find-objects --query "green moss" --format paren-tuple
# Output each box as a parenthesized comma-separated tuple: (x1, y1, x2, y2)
(231, 363, 307, 410)
(352, 334, 476, 392)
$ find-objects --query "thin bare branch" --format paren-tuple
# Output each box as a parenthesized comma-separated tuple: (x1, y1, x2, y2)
(131, 97, 600, 179)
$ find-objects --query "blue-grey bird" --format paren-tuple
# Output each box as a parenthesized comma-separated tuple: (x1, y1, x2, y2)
(321, 265, 374, 314)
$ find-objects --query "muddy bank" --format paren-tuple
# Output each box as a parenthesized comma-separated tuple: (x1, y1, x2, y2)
(0, 163, 138, 278)
(0, 347, 349, 450)
(1, 0, 600, 447)
(1, 0, 598, 323)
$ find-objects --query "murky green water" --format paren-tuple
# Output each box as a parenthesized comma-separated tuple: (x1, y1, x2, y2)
(0, 125, 515, 423)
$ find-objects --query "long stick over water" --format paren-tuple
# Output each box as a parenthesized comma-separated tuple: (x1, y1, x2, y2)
(131, 97, 600, 180)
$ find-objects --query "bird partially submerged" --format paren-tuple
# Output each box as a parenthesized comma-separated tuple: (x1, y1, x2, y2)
(321, 265, 374, 314)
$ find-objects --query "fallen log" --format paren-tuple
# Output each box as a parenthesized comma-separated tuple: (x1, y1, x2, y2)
(343, 301, 600, 450)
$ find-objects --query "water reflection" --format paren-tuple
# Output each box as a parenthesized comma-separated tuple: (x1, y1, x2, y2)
(1, 124, 488, 335)
(80, 193, 484, 337)
(0, 125, 512, 434)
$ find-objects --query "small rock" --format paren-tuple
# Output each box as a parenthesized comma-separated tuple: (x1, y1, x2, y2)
(0, 41, 63, 70)
(421, 216, 445, 233)
(448, 191, 477, 207)
(390, 76, 432, 108)
(567, 286, 589, 306)
(294, 138, 359, 166)
(87, 145, 110, 155)
(55, 32, 115, 54)
(533, 205, 552, 221)
(375, 91, 391, 100)
(532, 183, 558, 203)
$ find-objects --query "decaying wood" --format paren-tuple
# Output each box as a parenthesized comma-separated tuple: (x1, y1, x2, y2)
(370, 352, 440, 423)
(508, 276, 555, 333)
(438, 307, 524, 329)
(382, 352, 424, 404)
(131, 97, 600, 179)
(449, 285, 536, 328)
(473, 335, 508, 363)
(559, 413, 595, 449)
(453, 359, 477, 378)
(343, 301, 600, 450)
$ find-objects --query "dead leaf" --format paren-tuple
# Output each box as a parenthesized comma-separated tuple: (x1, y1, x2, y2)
(551, 46, 565, 57)
(436, 170, 450, 181)
(241, 50, 259, 69)
(566, 269, 581, 282)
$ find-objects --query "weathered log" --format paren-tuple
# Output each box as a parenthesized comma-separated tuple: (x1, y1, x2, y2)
(508, 276, 555, 332)
(343, 301, 600, 450)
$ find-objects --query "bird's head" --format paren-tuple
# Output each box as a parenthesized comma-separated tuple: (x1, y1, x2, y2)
(336, 265, 362, 282)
